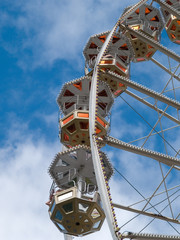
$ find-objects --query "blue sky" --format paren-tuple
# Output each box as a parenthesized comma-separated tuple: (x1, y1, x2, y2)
(0, 0, 180, 239)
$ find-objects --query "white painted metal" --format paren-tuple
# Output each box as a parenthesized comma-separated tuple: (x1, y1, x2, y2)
(100, 136, 180, 167)
(151, 58, 180, 82)
(125, 90, 180, 124)
(49, 145, 113, 190)
(105, 71, 180, 109)
(77, 175, 83, 198)
(113, 202, 180, 224)
(89, 1, 149, 239)
(155, 0, 180, 19)
(123, 3, 164, 40)
(120, 24, 180, 62)
(48, 1, 180, 238)
(64, 234, 73, 240)
(122, 232, 180, 240)
(128, 125, 180, 144)
(57, 76, 114, 117)
(128, 184, 180, 207)
(83, 31, 133, 68)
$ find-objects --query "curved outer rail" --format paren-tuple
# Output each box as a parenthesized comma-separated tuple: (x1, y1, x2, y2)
(89, 0, 148, 239)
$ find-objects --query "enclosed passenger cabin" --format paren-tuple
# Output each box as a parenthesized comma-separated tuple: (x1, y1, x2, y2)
(161, 0, 180, 44)
(49, 145, 114, 191)
(98, 54, 128, 97)
(83, 31, 133, 69)
(83, 31, 133, 98)
(123, 4, 164, 62)
(48, 187, 105, 236)
(57, 76, 114, 117)
(60, 110, 109, 147)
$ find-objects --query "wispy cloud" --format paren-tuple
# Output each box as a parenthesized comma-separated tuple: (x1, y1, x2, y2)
(0, 0, 138, 69)
(1, 107, 180, 239)
(1, 0, 180, 238)
(0, 123, 61, 240)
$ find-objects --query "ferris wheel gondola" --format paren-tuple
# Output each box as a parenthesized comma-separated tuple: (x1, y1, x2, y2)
(46, 0, 180, 239)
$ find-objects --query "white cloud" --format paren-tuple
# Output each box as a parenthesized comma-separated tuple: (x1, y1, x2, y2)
(1, 0, 180, 238)
(0, 0, 139, 69)
(0, 120, 113, 240)
(34, 111, 59, 127)
(0, 133, 60, 239)
(1, 112, 180, 240)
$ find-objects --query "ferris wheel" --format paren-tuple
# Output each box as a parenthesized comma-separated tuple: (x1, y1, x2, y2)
(46, 0, 180, 239)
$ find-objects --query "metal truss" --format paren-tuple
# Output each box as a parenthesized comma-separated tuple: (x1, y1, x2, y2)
(48, 0, 180, 239)
(89, 1, 150, 239)
(113, 202, 180, 224)
(122, 232, 180, 240)
(99, 136, 180, 167)
(154, 0, 180, 19)
(104, 71, 180, 109)
(89, 1, 180, 239)
(120, 25, 180, 63)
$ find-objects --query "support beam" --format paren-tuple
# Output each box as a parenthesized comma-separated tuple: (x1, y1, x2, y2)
(113, 202, 180, 224)
(125, 90, 180, 124)
(104, 71, 180, 109)
(128, 184, 180, 207)
(154, 0, 180, 19)
(120, 25, 180, 63)
(122, 232, 180, 240)
(99, 136, 180, 167)
(151, 58, 180, 82)
(89, 1, 149, 239)
(128, 125, 180, 144)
